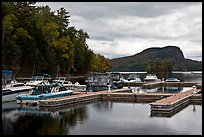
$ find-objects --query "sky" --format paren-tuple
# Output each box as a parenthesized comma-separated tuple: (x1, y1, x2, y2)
(35, 2, 202, 61)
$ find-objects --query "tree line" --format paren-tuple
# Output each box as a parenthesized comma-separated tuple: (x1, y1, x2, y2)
(2, 2, 111, 77)
(146, 59, 173, 79)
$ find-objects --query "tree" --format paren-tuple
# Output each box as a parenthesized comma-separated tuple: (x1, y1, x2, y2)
(56, 7, 70, 34)
(2, 14, 17, 45)
(146, 59, 173, 79)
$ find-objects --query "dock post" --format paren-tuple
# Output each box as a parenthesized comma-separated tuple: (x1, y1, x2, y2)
(108, 85, 111, 91)
(192, 85, 196, 94)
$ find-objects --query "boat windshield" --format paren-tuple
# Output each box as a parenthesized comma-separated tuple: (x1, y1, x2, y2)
(55, 77, 66, 81)
(30, 76, 44, 81)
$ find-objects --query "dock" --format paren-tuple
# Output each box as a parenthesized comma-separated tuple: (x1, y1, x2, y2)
(149, 88, 201, 117)
(38, 88, 132, 107)
(123, 81, 202, 88)
(17, 81, 201, 117)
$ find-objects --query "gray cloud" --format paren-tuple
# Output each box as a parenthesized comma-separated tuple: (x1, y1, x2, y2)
(35, 2, 202, 61)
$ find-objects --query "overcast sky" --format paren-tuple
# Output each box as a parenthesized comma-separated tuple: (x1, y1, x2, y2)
(35, 2, 202, 61)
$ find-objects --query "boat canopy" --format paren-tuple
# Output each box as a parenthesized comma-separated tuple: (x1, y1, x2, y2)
(2, 70, 14, 74)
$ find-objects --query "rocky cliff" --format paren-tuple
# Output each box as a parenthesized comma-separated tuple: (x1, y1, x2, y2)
(109, 46, 199, 72)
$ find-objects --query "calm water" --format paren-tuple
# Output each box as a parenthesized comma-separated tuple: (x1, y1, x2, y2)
(121, 71, 202, 82)
(2, 101, 202, 135)
(2, 72, 202, 135)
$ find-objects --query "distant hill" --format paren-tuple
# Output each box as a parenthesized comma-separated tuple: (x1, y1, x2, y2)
(109, 46, 202, 72)
(185, 59, 202, 71)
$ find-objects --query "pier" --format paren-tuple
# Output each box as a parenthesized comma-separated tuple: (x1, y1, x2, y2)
(149, 88, 201, 117)
(123, 81, 202, 88)
(17, 81, 202, 117)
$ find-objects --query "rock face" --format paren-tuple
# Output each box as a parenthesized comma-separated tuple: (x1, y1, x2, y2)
(110, 46, 188, 72)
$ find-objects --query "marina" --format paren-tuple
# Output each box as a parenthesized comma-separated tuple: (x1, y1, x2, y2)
(14, 81, 201, 119)
(2, 71, 202, 135)
(2, 2, 202, 135)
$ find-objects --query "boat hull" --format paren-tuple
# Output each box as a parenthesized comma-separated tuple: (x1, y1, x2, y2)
(16, 90, 73, 104)
(2, 89, 32, 102)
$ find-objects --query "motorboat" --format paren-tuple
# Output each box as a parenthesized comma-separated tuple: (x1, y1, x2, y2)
(85, 72, 110, 88)
(52, 77, 86, 91)
(52, 77, 73, 87)
(165, 77, 180, 82)
(72, 82, 87, 92)
(2, 70, 34, 102)
(2, 80, 34, 102)
(85, 72, 123, 91)
(144, 74, 161, 82)
(25, 73, 51, 87)
(122, 74, 142, 83)
(109, 72, 123, 89)
(16, 81, 73, 105)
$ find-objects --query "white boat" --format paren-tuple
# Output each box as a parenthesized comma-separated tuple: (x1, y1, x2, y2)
(26, 73, 51, 87)
(109, 72, 123, 89)
(52, 77, 86, 91)
(25, 76, 45, 86)
(165, 78, 180, 82)
(16, 81, 73, 105)
(52, 77, 72, 87)
(85, 73, 110, 88)
(144, 74, 161, 82)
(122, 74, 142, 83)
(72, 82, 87, 92)
(2, 70, 34, 102)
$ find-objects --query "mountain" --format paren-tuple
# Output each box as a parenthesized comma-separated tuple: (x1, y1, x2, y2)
(109, 46, 202, 72)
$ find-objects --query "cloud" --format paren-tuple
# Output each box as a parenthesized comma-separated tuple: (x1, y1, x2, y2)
(35, 2, 202, 61)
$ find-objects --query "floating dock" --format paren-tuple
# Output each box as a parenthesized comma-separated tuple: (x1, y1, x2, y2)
(149, 89, 201, 117)
(123, 82, 202, 88)
(39, 92, 101, 107)
(38, 88, 132, 107)
(16, 81, 202, 117)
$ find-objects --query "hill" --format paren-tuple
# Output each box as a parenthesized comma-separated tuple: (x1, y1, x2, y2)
(185, 59, 202, 71)
(109, 46, 202, 72)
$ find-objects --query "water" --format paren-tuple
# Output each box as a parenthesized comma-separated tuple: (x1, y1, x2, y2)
(129, 87, 193, 94)
(2, 101, 202, 135)
(121, 71, 202, 82)
(2, 72, 202, 135)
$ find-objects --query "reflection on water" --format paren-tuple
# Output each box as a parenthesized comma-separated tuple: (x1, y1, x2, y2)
(121, 71, 202, 83)
(2, 102, 88, 135)
(2, 101, 202, 135)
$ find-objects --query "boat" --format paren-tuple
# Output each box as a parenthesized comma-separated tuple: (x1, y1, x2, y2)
(52, 77, 73, 87)
(85, 72, 110, 89)
(144, 74, 161, 82)
(16, 81, 73, 105)
(122, 74, 142, 83)
(85, 72, 124, 91)
(25, 73, 51, 87)
(165, 77, 180, 82)
(2, 70, 34, 102)
(109, 72, 123, 89)
(52, 77, 86, 91)
(72, 82, 87, 92)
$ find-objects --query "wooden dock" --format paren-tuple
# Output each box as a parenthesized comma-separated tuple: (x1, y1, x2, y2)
(123, 81, 202, 88)
(16, 81, 201, 117)
(38, 88, 132, 107)
(39, 92, 101, 107)
(149, 88, 201, 117)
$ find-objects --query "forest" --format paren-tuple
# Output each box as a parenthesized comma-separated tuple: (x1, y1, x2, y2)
(2, 2, 111, 77)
